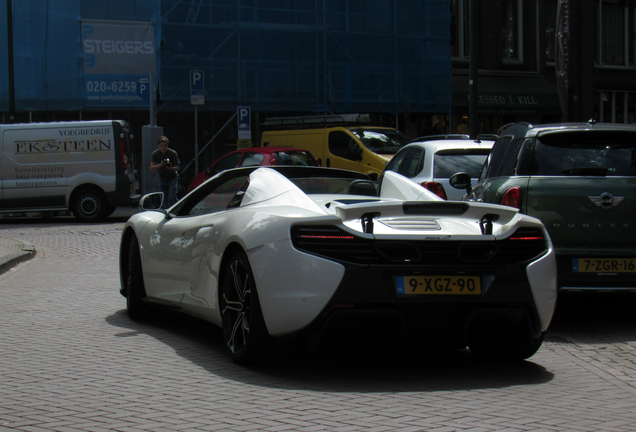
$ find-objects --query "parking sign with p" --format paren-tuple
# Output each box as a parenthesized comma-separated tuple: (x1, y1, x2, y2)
(238, 106, 251, 139)
(190, 70, 204, 105)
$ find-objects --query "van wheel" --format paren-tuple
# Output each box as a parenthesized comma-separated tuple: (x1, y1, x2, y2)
(71, 189, 107, 222)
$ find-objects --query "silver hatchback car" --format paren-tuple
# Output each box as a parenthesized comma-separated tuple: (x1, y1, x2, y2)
(383, 138, 494, 200)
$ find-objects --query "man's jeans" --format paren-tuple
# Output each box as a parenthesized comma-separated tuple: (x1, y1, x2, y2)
(158, 179, 178, 208)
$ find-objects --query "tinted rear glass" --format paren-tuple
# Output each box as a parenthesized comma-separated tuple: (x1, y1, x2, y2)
(240, 153, 265, 167)
(534, 131, 636, 176)
(433, 149, 491, 178)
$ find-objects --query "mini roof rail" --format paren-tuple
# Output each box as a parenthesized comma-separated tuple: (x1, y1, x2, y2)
(262, 113, 371, 128)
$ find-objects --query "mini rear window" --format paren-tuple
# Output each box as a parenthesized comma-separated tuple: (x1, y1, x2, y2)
(433, 149, 491, 178)
(534, 131, 636, 176)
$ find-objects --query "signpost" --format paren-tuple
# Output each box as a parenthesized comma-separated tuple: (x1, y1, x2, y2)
(190, 70, 204, 105)
(190, 70, 204, 174)
(237, 106, 251, 148)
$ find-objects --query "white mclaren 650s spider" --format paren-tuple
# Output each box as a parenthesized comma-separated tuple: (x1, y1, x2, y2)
(119, 166, 557, 364)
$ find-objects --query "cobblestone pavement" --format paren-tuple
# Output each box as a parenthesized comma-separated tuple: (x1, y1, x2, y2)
(1, 214, 636, 432)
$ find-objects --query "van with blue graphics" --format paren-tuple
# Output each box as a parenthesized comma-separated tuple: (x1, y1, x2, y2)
(0, 120, 140, 221)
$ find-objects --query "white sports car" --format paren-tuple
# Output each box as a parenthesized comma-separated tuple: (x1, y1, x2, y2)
(119, 166, 557, 364)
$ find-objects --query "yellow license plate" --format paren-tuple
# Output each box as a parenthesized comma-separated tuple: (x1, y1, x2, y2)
(396, 275, 481, 295)
(573, 258, 636, 273)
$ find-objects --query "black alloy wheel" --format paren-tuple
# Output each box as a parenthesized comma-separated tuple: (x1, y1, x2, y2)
(220, 252, 269, 365)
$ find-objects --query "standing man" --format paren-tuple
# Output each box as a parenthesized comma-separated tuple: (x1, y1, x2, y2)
(150, 136, 181, 207)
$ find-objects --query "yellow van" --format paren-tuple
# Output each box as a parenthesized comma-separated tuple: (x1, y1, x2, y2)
(260, 116, 410, 179)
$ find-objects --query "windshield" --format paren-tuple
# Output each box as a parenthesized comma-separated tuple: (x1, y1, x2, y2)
(349, 128, 410, 155)
(534, 131, 636, 176)
(289, 177, 378, 196)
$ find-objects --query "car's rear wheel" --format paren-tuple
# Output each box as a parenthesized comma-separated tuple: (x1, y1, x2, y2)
(71, 188, 107, 222)
(220, 252, 269, 365)
(126, 236, 148, 320)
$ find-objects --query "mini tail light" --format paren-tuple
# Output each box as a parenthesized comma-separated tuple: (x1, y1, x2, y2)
(501, 186, 521, 209)
(422, 182, 447, 200)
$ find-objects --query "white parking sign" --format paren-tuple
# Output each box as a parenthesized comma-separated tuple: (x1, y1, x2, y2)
(190, 70, 204, 105)
(238, 106, 251, 139)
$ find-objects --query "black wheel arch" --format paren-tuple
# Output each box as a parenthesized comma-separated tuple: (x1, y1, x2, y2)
(119, 227, 137, 298)
(217, 242, 248, 306)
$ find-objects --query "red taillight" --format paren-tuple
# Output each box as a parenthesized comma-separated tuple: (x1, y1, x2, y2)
(298, 234, 354, 240)
(270, 156, 277, 165)
(501, 186, 521, 209)
(509, 235, 543, 240)
(422, 182, 447, 200)
(119, 139, 128, 170)
(509, 227, 544, 241)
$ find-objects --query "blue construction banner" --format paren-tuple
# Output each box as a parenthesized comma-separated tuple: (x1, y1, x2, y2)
(2, 0, 450, 115)
(7, 0, 160, 112)
(0, 0, 8, 113)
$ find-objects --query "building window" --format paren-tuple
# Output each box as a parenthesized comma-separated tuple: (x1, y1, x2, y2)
(451, 0, 469, 60)
(596, 0, 636, 66)
(595, 90, 636, 123)
(545, 0, 558, 62)
(502, 0, 522, 62)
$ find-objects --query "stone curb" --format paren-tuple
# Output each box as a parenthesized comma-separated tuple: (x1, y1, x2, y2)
(0, 242, 36, 275)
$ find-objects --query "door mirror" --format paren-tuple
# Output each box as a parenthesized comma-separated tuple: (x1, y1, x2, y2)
(140, 192, 165, 210)
(449, 172, 473, 194)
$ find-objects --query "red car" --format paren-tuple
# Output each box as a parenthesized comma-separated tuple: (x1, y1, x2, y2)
(187, 147, 319, 192)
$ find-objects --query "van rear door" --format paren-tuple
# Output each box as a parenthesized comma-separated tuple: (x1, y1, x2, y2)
(113, 121, 140, 200)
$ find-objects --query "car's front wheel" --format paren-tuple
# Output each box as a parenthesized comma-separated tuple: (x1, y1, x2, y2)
(126, 236, 148, 320)
(220, 252, 269, 365)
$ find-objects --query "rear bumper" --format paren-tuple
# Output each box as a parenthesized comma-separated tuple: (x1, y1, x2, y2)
(295, 259, 548, 348)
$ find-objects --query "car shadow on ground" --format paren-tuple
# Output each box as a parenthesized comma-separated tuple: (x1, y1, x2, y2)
(547, 291, 636, 343)
(0, 206, 139, 225)
(106, 307, 554, 393)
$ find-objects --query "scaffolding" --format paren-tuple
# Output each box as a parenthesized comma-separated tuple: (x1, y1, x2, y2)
(1, 0, 452, 115)
(158, 0, 451, 114)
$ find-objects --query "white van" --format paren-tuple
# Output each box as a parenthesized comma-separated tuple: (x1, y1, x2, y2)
(0, 120, 140, 221)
